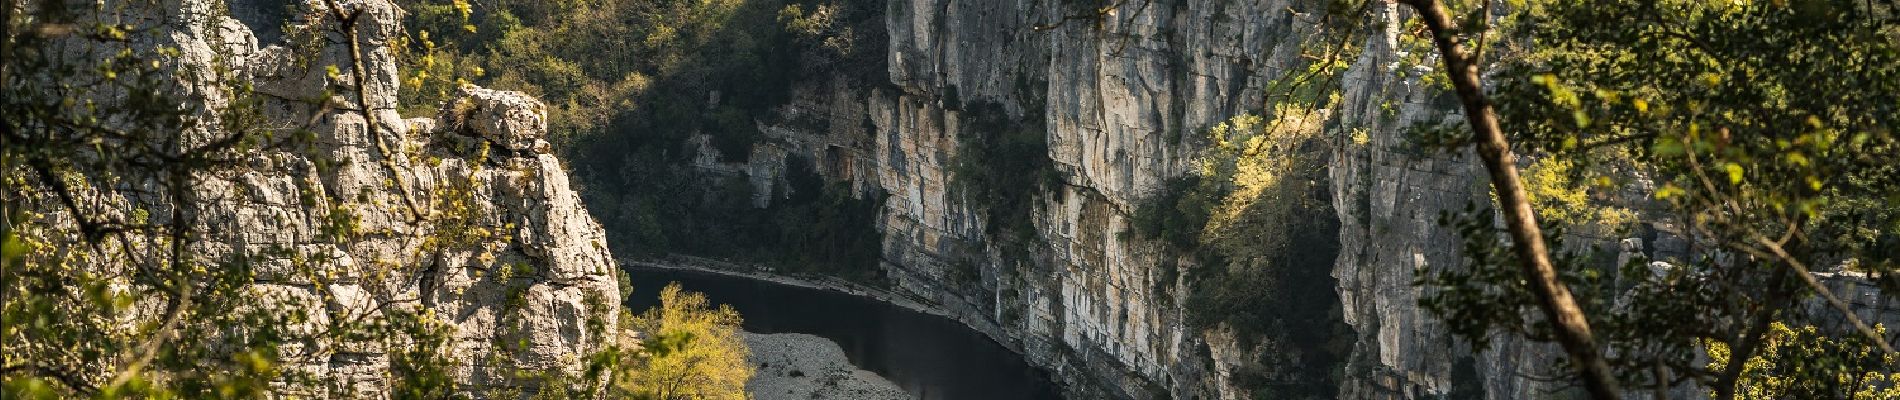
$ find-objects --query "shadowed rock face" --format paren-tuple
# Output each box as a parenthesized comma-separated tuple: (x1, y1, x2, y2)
(227, 0, 290, 44)
(35, 0, 620, 396)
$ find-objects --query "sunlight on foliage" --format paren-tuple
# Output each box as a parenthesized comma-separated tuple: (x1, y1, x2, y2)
(1519, 157, 1635, 231)
(1706, 323, 1900, 400)
(613, 283, 752, 400)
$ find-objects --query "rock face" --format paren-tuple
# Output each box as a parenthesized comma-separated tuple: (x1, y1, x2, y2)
(1323, 5, 1554, 398)
(34, 0, 621, 396)
(866, 1, 1329, 398)
(694, 1, 1900, 399)
(717, 0, 1353, 398)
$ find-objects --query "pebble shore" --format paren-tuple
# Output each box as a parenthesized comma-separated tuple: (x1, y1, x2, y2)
(744, 332, 912, 400)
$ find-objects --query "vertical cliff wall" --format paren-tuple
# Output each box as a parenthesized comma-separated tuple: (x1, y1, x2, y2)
(658, 0, 1900, 399)
(1323, 4, 1560, 398)
(871, 0, 1331, 398)
(729, 0, 1569, 398)
(722, 0, 1362, 398)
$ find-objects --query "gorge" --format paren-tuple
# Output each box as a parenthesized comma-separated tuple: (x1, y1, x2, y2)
(7, 0, 1899, 399)
(554, 0, 1900, 398)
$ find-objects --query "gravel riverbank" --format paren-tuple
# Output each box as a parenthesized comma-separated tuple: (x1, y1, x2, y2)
(745, 332, 911, 400)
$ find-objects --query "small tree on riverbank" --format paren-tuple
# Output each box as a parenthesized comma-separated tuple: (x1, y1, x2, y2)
(612, 283, 752, 400)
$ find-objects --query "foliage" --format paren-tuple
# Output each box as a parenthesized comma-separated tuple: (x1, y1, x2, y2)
(394, 0, 884, 151)
(949, 101, 1059, 248)
(1519, 157, 1635, 231)
(770, 160, 889, 281)
(1127, 110, 1350, 399)
(611, 283, 752, 400)
(1129, 176, 1218, 250)
(1706, 323, 1900, 400)
(1397, 0, 1900, 395)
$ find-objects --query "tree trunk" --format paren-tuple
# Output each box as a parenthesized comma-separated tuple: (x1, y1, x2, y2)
(1393, 1, 1622, 398)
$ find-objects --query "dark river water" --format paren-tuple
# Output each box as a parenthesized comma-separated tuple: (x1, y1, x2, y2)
(623, 267, 1066, 400)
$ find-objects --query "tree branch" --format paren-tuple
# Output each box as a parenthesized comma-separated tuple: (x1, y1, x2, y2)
(1394, 0, 1622, 398)
(1711, 265, 1793, 400)
(1031, 0, 1125, 31)
(1, 362, 100, 396)
(1746, 237, 1896, 354)
(323, 0, 425, 222)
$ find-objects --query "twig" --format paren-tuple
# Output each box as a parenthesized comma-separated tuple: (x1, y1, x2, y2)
(323, 0, 425, 222)
(0, 363, 99, 395)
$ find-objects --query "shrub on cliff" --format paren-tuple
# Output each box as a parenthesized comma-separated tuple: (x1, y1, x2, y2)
(949, 100, 1060, 248)
(1127, 111, 1351, 399)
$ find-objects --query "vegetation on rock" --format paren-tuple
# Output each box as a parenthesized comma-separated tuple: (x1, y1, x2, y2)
(1128, 110, 1351, 399)
(1366, 0, 1900, 397)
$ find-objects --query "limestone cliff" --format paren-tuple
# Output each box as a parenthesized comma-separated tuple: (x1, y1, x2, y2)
(539, 0, 1900, 397)
(21, 0, 621, 396)
(689, 1, 1900, 399)
(726, 0, 1353, 398)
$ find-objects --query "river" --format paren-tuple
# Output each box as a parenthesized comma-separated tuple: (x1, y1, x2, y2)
(623, 267, 1066, 400)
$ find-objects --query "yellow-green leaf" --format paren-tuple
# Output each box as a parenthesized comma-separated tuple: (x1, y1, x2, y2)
(1657, 183, 1686, 199)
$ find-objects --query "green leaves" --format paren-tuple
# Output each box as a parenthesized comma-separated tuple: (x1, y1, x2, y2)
(1415, 0, 1900, 393)
(616, 284, 750, 400)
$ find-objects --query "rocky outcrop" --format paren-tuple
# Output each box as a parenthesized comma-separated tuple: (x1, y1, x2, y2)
(31, 0, 621, 396)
